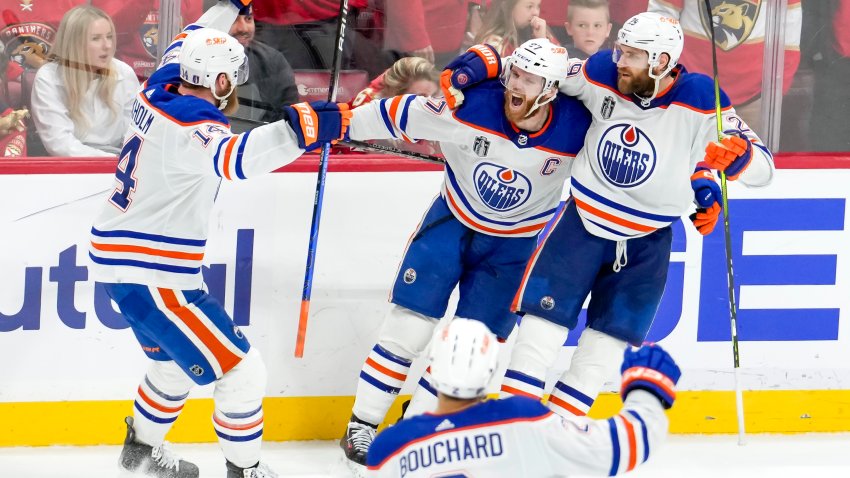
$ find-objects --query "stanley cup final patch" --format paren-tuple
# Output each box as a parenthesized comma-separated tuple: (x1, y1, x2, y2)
(473, 135, 490, 157)
(601, 96, 615, 119)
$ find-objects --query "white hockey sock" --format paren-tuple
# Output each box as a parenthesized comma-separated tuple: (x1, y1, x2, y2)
(402, 366, 439, 418)
(132, 360, 194, 446)
(214, 348, 267, 468)
(352, 306, 436, 426)
(500, 315, 569, 400)
(547, 328, 627, 417)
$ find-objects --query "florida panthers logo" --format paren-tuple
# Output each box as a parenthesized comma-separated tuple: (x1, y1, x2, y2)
(699, 0, 760, 51)
(474, 163, 531, 212)
(596, 124, 657, 188)
(139, 24, 159, 58)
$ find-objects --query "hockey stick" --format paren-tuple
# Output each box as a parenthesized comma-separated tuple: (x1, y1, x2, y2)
(294, 0, 349, 358)
(703, 0, 746, 445)
(235, 112, 445, 165)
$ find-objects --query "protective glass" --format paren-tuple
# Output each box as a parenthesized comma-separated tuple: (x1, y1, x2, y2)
(235, 55, 249, 85)
(612, 43, 649, 69)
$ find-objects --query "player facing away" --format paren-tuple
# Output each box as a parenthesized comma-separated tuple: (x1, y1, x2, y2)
(442, 11, 774, 419)
(338, 40, 592, 473)
(366, 318, 681, 477)
(88, 1, 351, 477)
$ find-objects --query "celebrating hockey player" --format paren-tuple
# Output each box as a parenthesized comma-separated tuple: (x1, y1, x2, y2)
(440, 12, 774, 419)
(366, 318, 681, 477)
(88, 1, 351, 477)
(339, 40, 592, 474)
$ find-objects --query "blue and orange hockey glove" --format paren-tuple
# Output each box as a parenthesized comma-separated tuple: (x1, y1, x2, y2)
(440, 44, 502, 109)
(703, 132, 753, 180)
(284, 101, 352, 151)
(621, 343, 681, 409)
(689, 166, 722, 235)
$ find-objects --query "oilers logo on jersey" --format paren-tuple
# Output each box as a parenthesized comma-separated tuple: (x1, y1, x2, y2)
(596, 124, 657, 188)
(474, 163, 531, 212)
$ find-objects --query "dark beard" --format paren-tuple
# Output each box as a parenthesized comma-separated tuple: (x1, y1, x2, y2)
(503, 89, 535, 124)
(617, 72, 656, 98)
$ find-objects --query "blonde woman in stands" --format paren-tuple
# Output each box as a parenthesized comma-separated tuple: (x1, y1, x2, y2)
(31, 6, 139, 157)
(351, 56, 440, 108)
(474, 0, 558, 56)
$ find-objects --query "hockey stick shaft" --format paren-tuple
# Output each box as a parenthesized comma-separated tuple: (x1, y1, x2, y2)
(234, 117, 445, 165)
(703, 0, 746, 444)
(295, 0, 349, 358)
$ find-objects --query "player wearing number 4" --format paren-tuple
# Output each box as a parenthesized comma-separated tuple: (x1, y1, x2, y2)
(339, 40, 592, 474)
(88, 1, 350, 477)
(442, 12, 774, 421)
(366, 318, 681, 477)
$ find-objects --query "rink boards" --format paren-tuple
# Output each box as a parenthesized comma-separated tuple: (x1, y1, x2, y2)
(1, 155, 849, 446)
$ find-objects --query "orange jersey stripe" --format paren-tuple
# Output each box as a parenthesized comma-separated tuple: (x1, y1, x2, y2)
(620, 414, 638, 471)
(573, 197, 655, 233)
(213, 414, 264, 431)
(500, 384, 542, 400)
(91, 242, 204, 261)
(365, 357, 408, 382)
(222, 136, 239, 180)
(548, 394, 587, 416)
(158, 288, 241, 374)
(137, 386, 184, 414)
(445, 190, 546, 235)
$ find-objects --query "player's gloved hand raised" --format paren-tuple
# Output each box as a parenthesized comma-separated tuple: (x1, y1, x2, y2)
(703, 131, 753, 180)
(620, 343, 681, 409)
(284, 101, 352, 151)
(440, 44, 502, 109)
(688, 166, 722, 235)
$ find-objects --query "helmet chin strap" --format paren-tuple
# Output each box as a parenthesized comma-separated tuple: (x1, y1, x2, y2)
(524, 90, 556, 118)
(636, 61, 672, 107)
(211, 80, 235, 111)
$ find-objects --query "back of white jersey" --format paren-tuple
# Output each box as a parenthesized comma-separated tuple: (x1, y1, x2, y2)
(367, 392, 668, 477)
(90, 3, 304, 289)
(561, 51, 774, 240)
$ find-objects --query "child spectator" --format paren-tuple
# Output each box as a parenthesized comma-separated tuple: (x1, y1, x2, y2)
(475, 0, 558, 56)
(350, 56, 439, 108)
(564, 0, 611, 59)
(30, 6, 139, 157)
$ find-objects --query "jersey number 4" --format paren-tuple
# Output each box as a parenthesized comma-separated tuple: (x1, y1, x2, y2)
(110, 135, 144, 211)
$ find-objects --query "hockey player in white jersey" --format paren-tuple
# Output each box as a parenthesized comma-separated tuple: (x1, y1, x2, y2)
(440, 11, 774, 420)
(339, 40, 592, 473)
(366, 318, 681, 477)
(88, 1, 351, 477)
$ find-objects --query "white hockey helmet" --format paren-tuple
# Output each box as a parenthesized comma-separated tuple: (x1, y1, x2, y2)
(178, 27, 248, 109)
(501, 38, 569, 116)
(615, 12, 684, 103)
(428, 318, 499, 400)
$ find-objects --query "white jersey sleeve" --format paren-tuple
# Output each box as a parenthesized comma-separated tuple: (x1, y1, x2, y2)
(698, 108, 775, 187)
(559, 58, 592, 98)
(349, 94, 461, 144)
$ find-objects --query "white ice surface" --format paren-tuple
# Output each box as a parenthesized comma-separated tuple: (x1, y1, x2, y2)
(1, 434, 850, 477)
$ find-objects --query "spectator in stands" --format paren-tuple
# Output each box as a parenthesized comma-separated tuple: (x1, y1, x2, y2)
(475, 0, 559, 56)
(383, 0, 485, 70)
(229, 3, 298, 124)
(564, 0, 612, 59)
(649, 0, 802, 135)
(350, 56, 439, 108)
(30, 6, 140, 157)
(251, 0, 366, 70)
(807, 0, 850, 152)
(107, 0, 204, 80)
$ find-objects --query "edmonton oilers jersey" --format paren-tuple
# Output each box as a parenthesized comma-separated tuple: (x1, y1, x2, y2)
(89, 3, 305, 290)
(561, 51, 774, 241)
(349, 80, 591, 237)
(366, 392, 669, 477)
